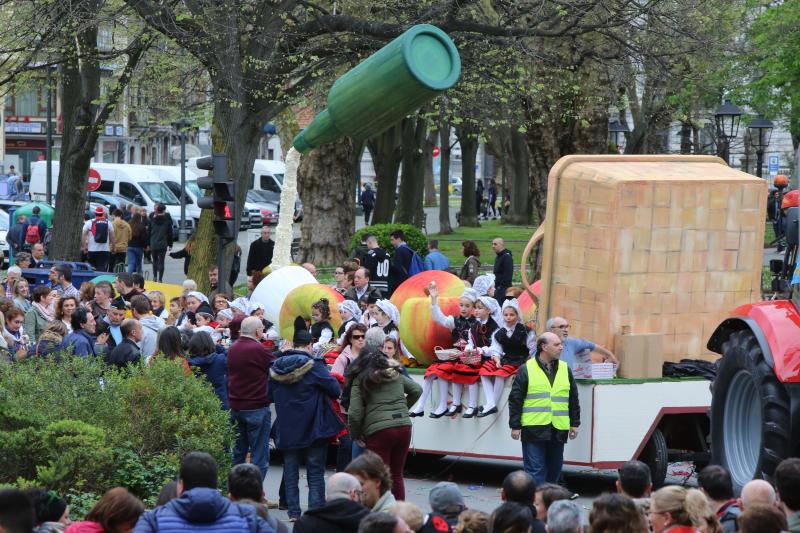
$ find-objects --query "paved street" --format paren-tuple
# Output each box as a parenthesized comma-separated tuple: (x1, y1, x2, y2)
(262, 453, 698, 529)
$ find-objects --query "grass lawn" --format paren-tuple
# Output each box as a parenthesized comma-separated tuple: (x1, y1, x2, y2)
(430, 219, 538, 270)
(764, 223, 776, 248)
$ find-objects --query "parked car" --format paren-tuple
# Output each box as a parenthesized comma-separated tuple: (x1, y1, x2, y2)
(246, 190, 279, 225)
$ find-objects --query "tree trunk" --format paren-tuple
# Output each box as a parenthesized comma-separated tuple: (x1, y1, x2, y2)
(188, 97, 265, 294)
(456, 124, 479, 227)
(438, 124, 453, 234)
(297, 137, 355, 265)
(488, 127, 530, 225)
(395, 117, 427, 226)
(423, 131, 437, 207)
(50, 5, 148, 261)
(367, 123, 403, 224)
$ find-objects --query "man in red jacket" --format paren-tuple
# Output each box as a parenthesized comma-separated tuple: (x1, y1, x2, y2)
(228, 316, 276, 481)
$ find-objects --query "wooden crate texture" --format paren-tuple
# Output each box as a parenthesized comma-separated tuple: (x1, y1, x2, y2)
(545, 159, 767, 362)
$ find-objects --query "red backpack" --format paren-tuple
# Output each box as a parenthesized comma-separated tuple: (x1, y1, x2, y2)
(25, 224, 40, 244)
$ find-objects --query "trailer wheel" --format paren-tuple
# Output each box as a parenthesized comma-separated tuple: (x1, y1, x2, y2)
(711, 330, 791, 490)
(640, 428, 668, 488)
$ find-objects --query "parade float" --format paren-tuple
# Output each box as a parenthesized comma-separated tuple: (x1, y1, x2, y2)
(247, 21, 788, 486)
(407, 155, 768, 486)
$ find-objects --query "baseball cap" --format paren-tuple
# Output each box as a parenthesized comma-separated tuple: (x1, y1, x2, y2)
(293, 329, 312, 345)
(429, 482, 465, 515)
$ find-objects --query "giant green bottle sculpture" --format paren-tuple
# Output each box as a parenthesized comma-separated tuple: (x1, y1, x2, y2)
(292, 24, 461, 153)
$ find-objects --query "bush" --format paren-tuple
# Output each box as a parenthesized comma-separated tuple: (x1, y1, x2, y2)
(0, 357, 233, 506)
(349, 224, 428, 257)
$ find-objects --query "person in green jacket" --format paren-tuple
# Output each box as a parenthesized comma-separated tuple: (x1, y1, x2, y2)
(347, 348, 421, 501)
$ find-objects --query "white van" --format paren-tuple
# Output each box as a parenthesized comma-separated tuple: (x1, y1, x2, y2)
(29, 161, 194, 234)
(187, 157, 285, 201)
(129, 165, 203, 223)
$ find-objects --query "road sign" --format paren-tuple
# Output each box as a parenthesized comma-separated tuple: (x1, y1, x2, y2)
(87, 168, 101, 191)
(768, 155, 779, 176)
(432, 145, 440, 157)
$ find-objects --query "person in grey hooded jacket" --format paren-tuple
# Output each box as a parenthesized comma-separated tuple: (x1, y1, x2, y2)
(130, 294, 165, 361)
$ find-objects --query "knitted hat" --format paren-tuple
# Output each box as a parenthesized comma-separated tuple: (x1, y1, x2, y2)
(293, 329, 312, 345)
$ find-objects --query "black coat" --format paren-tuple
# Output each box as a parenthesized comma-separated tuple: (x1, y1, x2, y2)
(149, 213, 173, 251)
(246, 238, 274, 275)
(493, 248, 513, 295)
(106, 338, 141, 369)
(293, 498, 370, 533)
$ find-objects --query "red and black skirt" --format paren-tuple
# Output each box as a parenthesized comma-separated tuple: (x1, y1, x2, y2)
(424, 360, 456, 380)
(479, 359, 520, 378)
(450, 362, 482, 385)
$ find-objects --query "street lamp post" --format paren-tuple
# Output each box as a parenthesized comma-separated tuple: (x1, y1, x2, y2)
(172, 119, 191, 241)
(747, 115, 774, 179)
(45, 66, 55, 205)
(714, 99, 742, 166)
(608, 119, 630, 154)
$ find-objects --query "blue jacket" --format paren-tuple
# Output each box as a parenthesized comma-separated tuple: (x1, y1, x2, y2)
(424, 249, 450, 271)
(133, 487, 274, 533)
(189, 350, 229, 410)
(267, 351, 343, 450)
(63, 329, 96, 358)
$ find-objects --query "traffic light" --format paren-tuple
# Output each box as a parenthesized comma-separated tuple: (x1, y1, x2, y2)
(196, 154, 236, 240)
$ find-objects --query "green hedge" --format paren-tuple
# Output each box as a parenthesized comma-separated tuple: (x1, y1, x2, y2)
(349, 224, 428, 257)
(0, 357, 233, 509)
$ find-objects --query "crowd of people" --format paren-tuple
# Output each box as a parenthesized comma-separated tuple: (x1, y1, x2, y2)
(3, 452, 800, 532)
(3, 215, 798, 533)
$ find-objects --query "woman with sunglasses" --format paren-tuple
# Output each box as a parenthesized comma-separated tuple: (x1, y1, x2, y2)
(332, 324, 368, 375)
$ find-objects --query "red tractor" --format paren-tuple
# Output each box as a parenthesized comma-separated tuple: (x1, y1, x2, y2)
(708, 200, 799, 490)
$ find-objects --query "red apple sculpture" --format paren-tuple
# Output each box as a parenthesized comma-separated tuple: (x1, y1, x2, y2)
(390, 271, 466, 366)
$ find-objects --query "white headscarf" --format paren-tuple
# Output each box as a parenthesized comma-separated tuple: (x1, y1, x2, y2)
(501, 298, 522, 328)
(216, 309, 234, 321)
(460, 288, 479, 303)
(478, 296, 503, 325)
(338, 300, 362, 322)
(376, 299, 400, 326)
(249, 301, 265, 314)
(186, 291, 208, 304)
(230, 297, 250, 314)
(472, 274, 495, 297)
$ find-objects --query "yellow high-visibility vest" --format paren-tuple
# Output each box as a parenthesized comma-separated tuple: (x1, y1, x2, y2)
(521, 358, 570, 430)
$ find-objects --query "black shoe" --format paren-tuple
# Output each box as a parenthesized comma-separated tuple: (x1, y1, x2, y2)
(409, 411, 424, 417)
(447, 405, 462, 415)
(477, 406, 498, 417)
(429, 410, 448, 419)
(462, 407, 478, 418)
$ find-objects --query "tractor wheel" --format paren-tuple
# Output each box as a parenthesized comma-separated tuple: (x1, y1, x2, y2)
(710, 330, 791, 490)
(640, 428, 668, 488)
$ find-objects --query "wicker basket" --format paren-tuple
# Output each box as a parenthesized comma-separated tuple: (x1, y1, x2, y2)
(459, 351, 482, 365)
(434, 347, 461, 361)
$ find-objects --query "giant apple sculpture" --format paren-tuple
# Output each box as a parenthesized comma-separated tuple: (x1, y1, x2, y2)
(278, 283, 345, 341)
(390, 271, 466, 366)
(251, 266, 317, 324)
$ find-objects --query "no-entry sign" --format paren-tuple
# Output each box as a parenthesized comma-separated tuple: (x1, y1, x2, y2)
(432, 145, 440, 157)
(87, 168, 101, 191)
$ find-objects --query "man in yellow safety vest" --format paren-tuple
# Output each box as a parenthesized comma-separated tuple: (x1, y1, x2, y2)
(509, 332, 580, 485)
